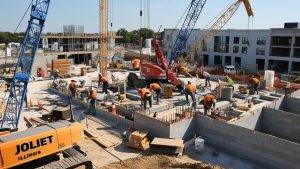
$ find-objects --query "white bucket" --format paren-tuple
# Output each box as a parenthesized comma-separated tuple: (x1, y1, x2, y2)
(195, 137, 205, 152)
(264, 70, 275, 88)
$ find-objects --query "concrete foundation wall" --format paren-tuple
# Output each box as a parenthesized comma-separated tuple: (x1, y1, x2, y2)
(262, 108, 300, 144)
(169, 118, 196, 141)
(196, 115, 300, 169)
(134, 113, 169, 139)
(48, 88, 134, 127)
(282, 97, 300, 115)
(235, 108, 262, 130)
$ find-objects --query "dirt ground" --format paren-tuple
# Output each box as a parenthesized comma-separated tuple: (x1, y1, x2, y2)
(100, 155, 223, 169)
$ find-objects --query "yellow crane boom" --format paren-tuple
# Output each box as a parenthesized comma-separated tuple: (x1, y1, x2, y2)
(188, 0, 253, 63)
(100, 0, 108, 76)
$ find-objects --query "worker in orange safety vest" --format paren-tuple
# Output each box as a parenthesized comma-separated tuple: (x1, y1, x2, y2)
(87, 87, 97, 115)
(249, 77, 260, 95)
(138, 88, 152, 110)
(185, 81, 196, 107)
(69, 80, 77, 97)
(200, 94, 216, 115)
(98, 74, 109, 94)
(150, 83, 161, 104)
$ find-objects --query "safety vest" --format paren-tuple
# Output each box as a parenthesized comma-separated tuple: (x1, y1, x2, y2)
(185, 84, 196, 93)
(100, 76, 108, 83)
(140, 88, 151, 99)
(226, 78, 234, 86)
(69, 82, 75, 89)
(150, 83, 160, 90)
(251, 78, 260, 85)
(90, 90, 97, 99)
(204, 95, 214, 104)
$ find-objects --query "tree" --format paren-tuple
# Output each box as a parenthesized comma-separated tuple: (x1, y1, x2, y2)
(116, 28, 156, 46)
(116, 28, 131, 43)
(0, 32, 24, 44)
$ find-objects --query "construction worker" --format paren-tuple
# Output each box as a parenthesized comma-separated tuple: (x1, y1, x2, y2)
(200, 94, 216, 115)
(149, 83, 161, 104)
(185, 81, 196, 106)
(202, 71, 211, 87)
(98, 74, 109, 94)
(53, 69, 60, 81)
(224, 76, 234, 91)
(87, 87, 97, 115)
(249, 77, 260, 95)
(69, 80, 77, 97)
(138, 88, 152, 110)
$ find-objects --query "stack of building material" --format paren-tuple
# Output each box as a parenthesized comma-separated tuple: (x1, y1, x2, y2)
(150, 138, 184, 156)
(48, 59, 71, 76)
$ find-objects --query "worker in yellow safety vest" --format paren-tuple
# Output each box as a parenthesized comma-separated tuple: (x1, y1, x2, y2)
(138, 88, 152, 110)
(224, 76, 234, 91)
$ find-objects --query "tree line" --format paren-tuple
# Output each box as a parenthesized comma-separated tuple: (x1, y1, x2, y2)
(0, 32, 25, 44)
(115, 28, 157, 45)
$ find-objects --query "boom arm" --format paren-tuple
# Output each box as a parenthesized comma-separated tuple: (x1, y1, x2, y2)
(189, 0, 253, 62)
(169, 0, 207, 66)
(151, 39, 169, 70)
(1, 0, 51, 129)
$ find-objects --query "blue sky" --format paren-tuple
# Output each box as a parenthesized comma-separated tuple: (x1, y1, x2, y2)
(0, 0, 299, 33)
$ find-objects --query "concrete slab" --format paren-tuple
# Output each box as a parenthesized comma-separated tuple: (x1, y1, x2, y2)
(185, 144, 265, 169)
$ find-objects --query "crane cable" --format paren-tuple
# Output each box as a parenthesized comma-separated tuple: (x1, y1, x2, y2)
(2, 0, 33, 68)
(0, 0, 34, 112)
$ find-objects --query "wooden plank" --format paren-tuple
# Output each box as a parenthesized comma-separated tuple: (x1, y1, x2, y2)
(83, 129, 114, 148)
(151, 138, 184, 148)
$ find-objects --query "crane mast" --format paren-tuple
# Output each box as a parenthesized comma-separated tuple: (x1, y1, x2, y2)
(1, 0, 51, 129)
(99, 0, 108, 76)
(189, 0, 253, 62)
(168, 0, 207, 66)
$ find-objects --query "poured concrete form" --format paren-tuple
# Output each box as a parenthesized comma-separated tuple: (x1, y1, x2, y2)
(49, 81, 300, 169)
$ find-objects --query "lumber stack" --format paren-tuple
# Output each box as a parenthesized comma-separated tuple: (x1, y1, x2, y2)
(47, 59, 71, 76)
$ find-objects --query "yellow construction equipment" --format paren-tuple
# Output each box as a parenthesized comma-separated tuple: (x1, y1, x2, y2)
(0, 121, 92, 169)
(127, 131, 149, 150)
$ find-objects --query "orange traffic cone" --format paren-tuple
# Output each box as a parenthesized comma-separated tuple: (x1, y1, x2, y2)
(111, 104, 116, 114)
(38, 101, 43, 110)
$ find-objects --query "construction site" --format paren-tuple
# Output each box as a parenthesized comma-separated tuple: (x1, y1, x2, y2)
(0, 0, 299, 169)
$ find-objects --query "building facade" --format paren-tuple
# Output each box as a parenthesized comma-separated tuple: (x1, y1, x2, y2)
(162, 25, 300, 73)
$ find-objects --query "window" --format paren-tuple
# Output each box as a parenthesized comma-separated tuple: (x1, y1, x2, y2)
(214, 55, 223, 65)
(203, 54, 209, 65)
(242, 37, 248, 44)
(214, 36, 230, 53)
(257, 37, 266, 45)
(233, 46, 239, 53)
(242, 47, 248, 54)
(256, 48, 265, 55)
(271, 36, 292, 46)
(167, 35, 171, 41)
(233, 37, 239, 44)
(225, 56, 231, 65)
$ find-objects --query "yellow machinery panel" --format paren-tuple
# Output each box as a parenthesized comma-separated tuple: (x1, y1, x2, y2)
(127, 131, 149, 150)
(0, 121, 83, 169)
